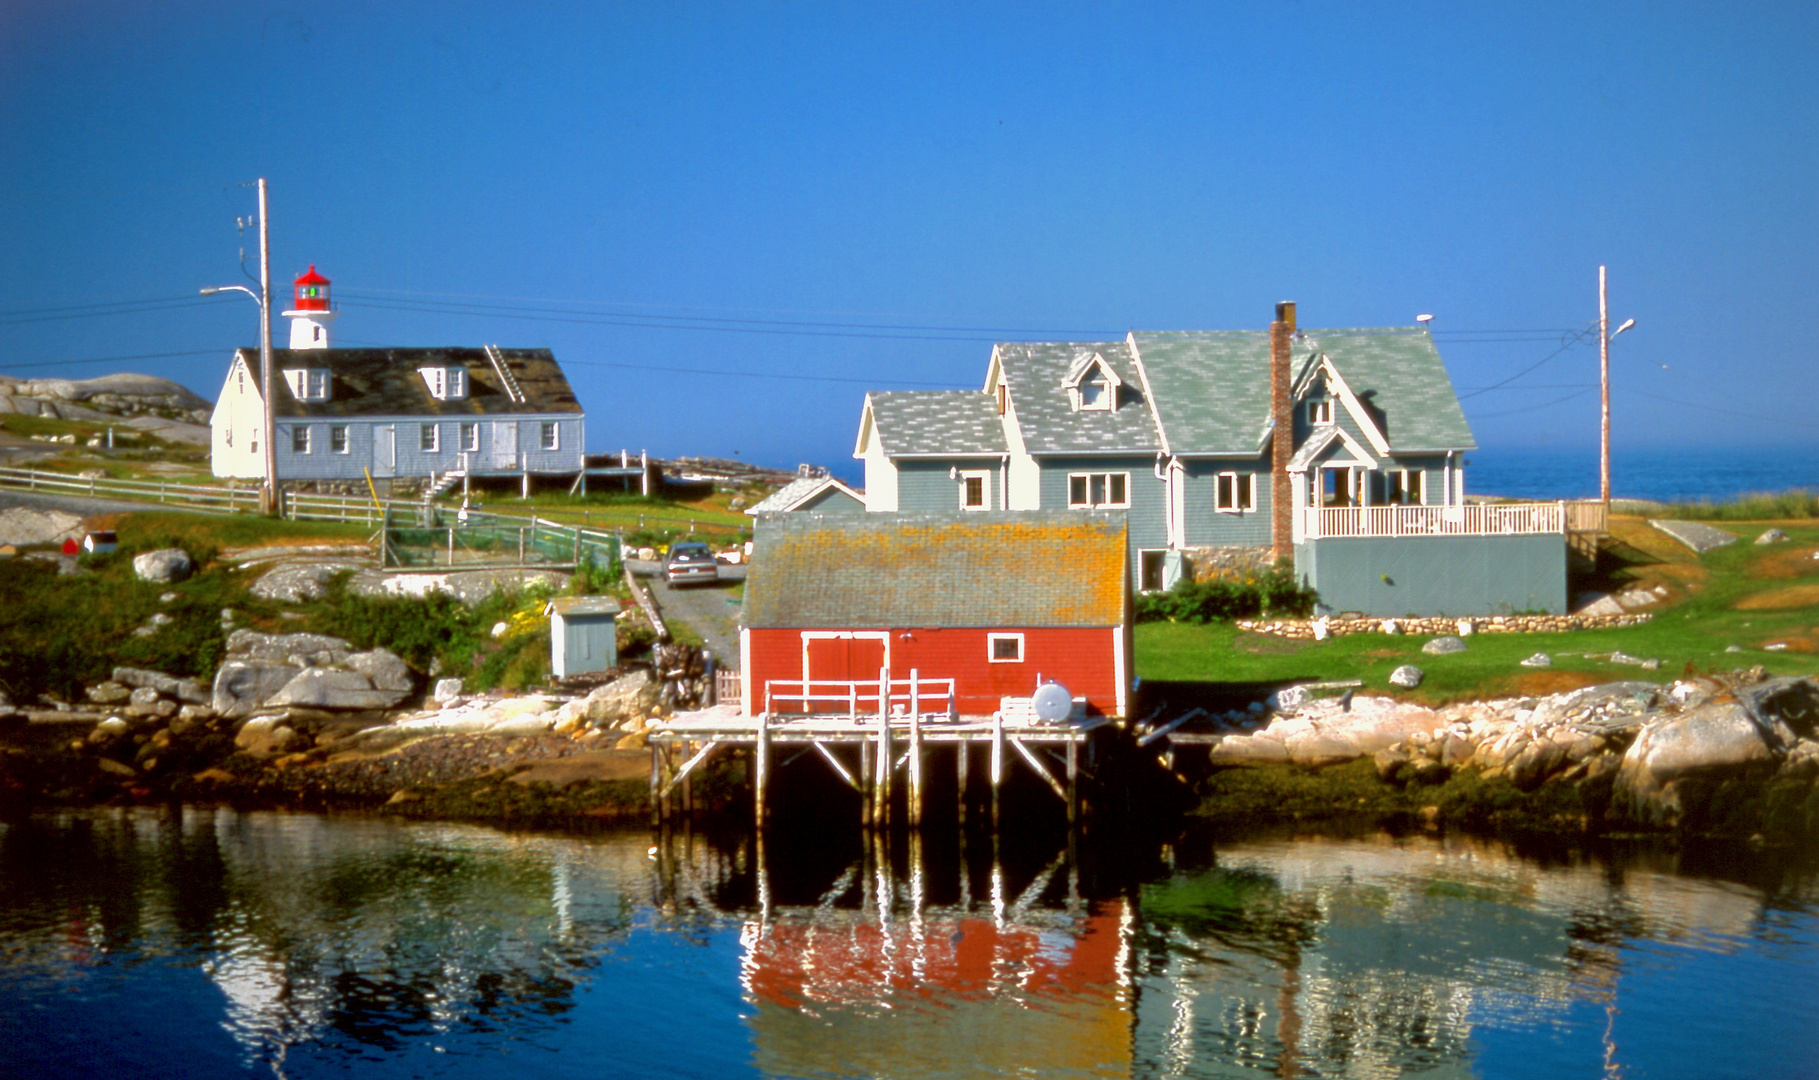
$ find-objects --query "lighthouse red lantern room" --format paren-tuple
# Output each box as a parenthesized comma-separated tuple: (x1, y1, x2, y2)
(282, 265, 337, 349)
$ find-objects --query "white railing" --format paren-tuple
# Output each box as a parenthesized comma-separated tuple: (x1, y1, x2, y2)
(762, 675, 958, 721)
(1306, 501, 1574, 538)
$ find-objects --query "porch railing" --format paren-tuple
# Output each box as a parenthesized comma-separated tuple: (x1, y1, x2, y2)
(1305, 500, 1606, 539)
(761, 674, 958, 720)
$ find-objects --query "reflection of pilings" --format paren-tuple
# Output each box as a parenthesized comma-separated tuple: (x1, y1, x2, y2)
(754, 712, 771, 830)
(956, 742, 969, 827)
(991, 710, 1004, 832)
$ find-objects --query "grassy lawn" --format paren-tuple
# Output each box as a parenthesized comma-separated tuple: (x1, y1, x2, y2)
(1137, 515, 1819, 707)
(453, 487, 752, 541)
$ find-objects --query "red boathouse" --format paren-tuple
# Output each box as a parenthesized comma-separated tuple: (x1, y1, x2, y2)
(739, 512, 1131, 718)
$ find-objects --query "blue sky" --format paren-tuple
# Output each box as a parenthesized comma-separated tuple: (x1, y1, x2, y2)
(4, 2, 1817, 478)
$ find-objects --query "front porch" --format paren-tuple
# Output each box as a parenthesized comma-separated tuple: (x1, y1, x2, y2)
(1301, 500, 1608, 540)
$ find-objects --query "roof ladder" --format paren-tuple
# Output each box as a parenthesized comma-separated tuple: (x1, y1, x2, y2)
(484, 344, 527, 404)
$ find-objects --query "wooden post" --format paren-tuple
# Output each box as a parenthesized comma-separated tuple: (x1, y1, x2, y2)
(754, 710, 771, 830)
(991, 710, 1004, 832)
(682, 740, 695, 817)
(447, 526, 455, 566)
(956, 741, 968, 827)
(861, 737, 874, 829)
(649, 744, 662, 828)
(1066, 737, 1080, 827)
(908, 669, 922, 827)
(875, 680, 892, 829)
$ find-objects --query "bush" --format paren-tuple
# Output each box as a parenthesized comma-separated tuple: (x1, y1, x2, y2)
(1657, 489, 1819, 521)
(1135, 566, 1317, 623)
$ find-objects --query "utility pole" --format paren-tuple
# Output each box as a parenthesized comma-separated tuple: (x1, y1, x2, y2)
(1599, 265, 1610, 508)
(258, 178, 279, 517)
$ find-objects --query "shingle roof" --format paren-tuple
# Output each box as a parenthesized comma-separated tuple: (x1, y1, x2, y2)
(1127, 328, 1473, 455)
(744, 512, 1127, 629)
(245, 347, 583, 419)
(746, 476, 863, 515)
(866, 391, 1007, 456)
(994, 342, 1163, 455)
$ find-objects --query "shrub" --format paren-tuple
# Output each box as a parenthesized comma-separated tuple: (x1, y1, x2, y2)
(1135, 566, 1318, 623)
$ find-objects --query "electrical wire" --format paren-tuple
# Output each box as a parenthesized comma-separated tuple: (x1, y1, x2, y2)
(1455, 327, 1599, 400)
(0, 298, 222, 327)
(1466, 387, 1596, 420)
(560, 357, 965, 387)
(0, 349, 226, 373)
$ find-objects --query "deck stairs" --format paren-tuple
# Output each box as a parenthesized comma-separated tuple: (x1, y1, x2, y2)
(423, 469, 466, 503)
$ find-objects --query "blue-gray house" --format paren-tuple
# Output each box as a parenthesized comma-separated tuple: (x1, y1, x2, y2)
(855, 303, 1585, 616)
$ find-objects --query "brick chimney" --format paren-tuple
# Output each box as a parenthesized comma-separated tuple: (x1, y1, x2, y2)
(1270, 301, 1295, 563)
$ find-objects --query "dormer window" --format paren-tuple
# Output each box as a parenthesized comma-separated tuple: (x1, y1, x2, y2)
(420, 366, 468, 400)
(284, 368, 331, 402)
(1062, 351, 1122, 413)
(1307, 399, 1334, 425)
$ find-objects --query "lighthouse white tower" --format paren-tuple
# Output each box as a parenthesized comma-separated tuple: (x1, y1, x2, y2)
(282, 265, 337, 349)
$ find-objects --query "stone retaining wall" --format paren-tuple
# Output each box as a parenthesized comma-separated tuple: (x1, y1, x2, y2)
(1236, 611, 1653, 639)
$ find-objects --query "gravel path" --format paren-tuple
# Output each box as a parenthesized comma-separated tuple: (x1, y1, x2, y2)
(626, 562, 745, 669)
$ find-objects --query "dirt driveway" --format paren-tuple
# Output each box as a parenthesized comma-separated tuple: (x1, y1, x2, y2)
(628, 561, 746, 669)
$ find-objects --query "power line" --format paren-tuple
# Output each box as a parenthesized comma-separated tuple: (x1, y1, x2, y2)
(1467, 387, 1597, 420)
(0, 349, 224, 373)
(1455, 328, 1598, 400)
(1627, 388, 1819, 432)
(563, 357, 966, 387)
(0, 298, 222, 327)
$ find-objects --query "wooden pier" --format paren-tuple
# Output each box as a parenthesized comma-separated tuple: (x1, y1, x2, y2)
(646, 670, 1107, 831)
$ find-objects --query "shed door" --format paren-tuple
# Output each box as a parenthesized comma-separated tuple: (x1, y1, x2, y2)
(493, 421, 518, 469)
(374, 425, 396, 477)
(565, 616, 614, 677)
(801, 632, 889, 713)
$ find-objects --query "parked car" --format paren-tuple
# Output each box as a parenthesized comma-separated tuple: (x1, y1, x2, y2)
(663, 541, 720, 587)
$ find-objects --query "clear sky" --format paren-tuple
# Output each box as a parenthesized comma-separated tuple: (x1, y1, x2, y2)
(3, 2, 1816, 478)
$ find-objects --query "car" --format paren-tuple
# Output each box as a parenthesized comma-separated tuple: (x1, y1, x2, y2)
(662, 541, 720, 588)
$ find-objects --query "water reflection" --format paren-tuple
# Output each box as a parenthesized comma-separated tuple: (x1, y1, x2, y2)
(0, 810, 1815, 1079)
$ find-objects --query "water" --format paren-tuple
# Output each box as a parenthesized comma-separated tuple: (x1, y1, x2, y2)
(2, 809, 1817, 1080)
(1467, 446, 1819, 504)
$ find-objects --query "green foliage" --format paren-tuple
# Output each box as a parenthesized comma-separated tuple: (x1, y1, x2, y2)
(1135, 566, 1318, 623)
(1657, 489, 1819, 521)
(306, 574, 489, 674)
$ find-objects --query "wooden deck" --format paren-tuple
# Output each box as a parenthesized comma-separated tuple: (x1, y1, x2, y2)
(648, 680, 1109, 831)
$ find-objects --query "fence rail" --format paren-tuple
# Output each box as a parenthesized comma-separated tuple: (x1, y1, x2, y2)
(761, 675, 958, 720)
(1306, 500, 1607, 540)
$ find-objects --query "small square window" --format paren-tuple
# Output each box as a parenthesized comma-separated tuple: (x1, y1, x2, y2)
(331, 426, 348, 454)
(988, 633, 1024, 663)
(420, 424, 439, 453)
(461, 423, 478, 452)
(291, 426, 309, 454)
(959, 470, 989, 510)
(1308, 399, 1334, 425)
(540, 422, 558, 451)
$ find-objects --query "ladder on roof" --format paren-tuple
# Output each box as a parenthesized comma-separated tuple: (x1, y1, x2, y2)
(484, 344, 527, 404)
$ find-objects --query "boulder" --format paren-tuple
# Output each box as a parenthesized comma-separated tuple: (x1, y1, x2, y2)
(1520, 652, 1552, 668)
(1616, 700, 1781, 825)
(235, 717, 305, 758)
(1756, 528, 1788, 545)
(432, 677, 465, 704)
(346, 649, 414, 693)
(1648, 519, 1737, 554)
(1422, 636, 1467, 656)
(132, 548, 194, 583)
(0, 507, 83, 547)
(265, 668, 411, 711)
(1389, 665, 1424, 689)
(212, 660, 303, 719)
(225, 629, 353, 665)
(250, 561, 364, 603)
(126, 686, 178, 718)
(86, 681, 133, 704)
(1740, 677, 1819, 741)
(112, 667, 209, 705)
(579, 669, 661, 728)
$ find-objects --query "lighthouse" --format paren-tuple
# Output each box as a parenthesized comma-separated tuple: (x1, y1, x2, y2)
(282, 265, 337, 349)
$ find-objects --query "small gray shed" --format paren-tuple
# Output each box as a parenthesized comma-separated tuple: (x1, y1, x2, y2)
(547, 596, 622, 678)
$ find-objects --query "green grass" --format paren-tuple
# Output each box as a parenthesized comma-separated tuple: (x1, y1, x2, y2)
(1137, 517, 1819, 705)
(1657, 490, 1819, 521)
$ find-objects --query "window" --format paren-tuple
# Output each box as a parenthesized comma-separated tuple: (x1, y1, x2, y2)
(460, 422, 478, 452)
(307, 370, 327, 398)
(330, 425, 348, 454)
(540, 422, 558, 451)
(1387, 468, 1424, 505)
(1216, 471, 1256, 512)
(988, 633, 1024, 663)
(1068, 471, 1129, 509)
(958, 469, 990, 510)
(291, 426, 310, 454)
(447, 368, 466, 399)
(1078, 376, 1112, 410)
(420, 423, 439, 453)
(1139, 550, 1168, 593)
(285, 369, 331, 401)
(1307, 399, 1333, 425)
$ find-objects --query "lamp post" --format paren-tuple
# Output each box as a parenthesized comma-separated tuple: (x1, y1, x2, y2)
(201, 178, 277, 515)
(1597, 265, 1637, 508)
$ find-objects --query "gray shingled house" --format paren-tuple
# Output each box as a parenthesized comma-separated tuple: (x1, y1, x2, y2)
(855, 303, 1580, 616)
(211, 346, 585, 492)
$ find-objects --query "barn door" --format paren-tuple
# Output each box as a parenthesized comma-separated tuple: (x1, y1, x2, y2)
(801, 632, 889, 713)
(493, 421, 519, 470)
(373, 425, 396, 477)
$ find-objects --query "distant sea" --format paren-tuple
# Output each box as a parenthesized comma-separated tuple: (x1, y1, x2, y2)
(1468, 446, 1818, 504)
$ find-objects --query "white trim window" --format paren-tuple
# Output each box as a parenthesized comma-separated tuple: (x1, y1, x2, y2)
(1068, 471, 1129, 509)
(460, 422, 479, 452)
(1387, 468, 1424, 505)
(1215, 471, 1256, 513)
(330, 425, 349, 454)
(958, 469, 990, 511)
(290, 426, 310, 454)
(987, 633, 1024, 663)
(1307, 399, 1334, 425)
(420, 423, 440, 453)
(540, 422, 559, 451)
(1076, 373, 1114, 411)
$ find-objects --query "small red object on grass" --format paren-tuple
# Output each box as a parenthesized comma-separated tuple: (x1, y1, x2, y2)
(61, 538, 79, 555)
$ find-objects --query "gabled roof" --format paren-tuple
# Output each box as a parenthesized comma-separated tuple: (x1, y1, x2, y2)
(744, 512, 1128, 629)
(989, 342, 1163, 455)
(1127, 327, 1473, 456)
(244, 347, 583, 419)
(1286, 424, 1379, 472)
(746, 475, 865, 515)
(861, 391, 1007, 457)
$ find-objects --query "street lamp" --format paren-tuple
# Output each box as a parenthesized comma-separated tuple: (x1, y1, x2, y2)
(1598, 265, 1636, 507)
(201, 178, 277, 515)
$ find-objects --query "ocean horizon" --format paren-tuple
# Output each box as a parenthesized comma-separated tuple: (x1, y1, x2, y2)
(1467, 446, 1818, 504)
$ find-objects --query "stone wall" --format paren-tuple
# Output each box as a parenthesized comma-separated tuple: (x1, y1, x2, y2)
(1237, 611, 1653, 639)
(1184, 544, 1277, 581)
